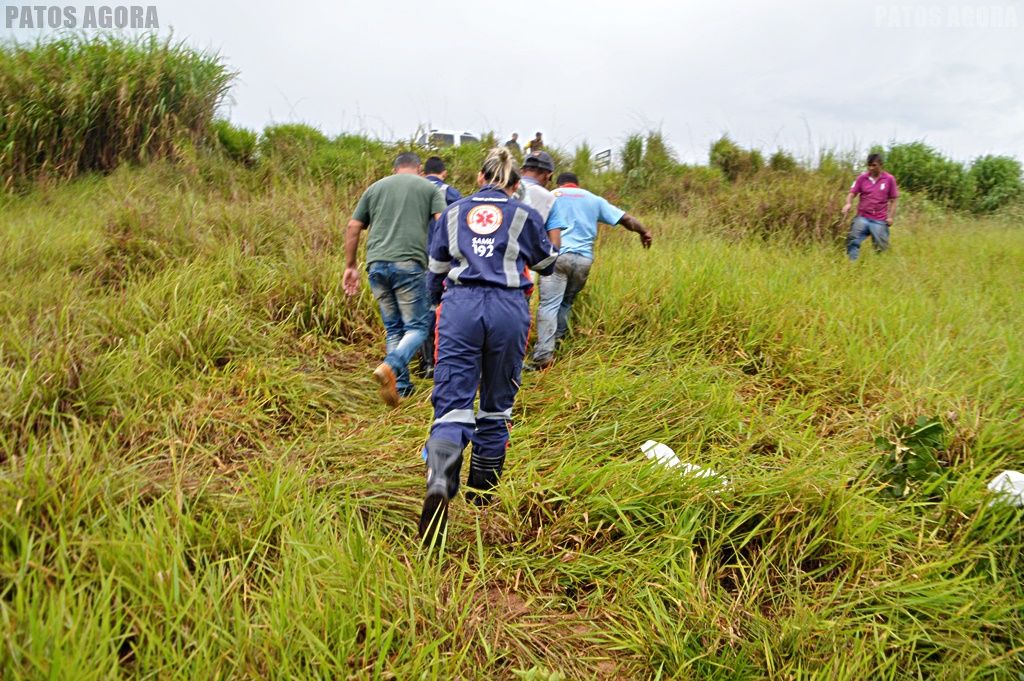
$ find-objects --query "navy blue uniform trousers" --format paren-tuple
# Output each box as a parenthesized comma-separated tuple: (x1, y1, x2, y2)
(430, 285, 531, 480)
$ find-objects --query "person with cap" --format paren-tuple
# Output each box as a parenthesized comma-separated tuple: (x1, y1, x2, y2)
(516, 150, 565, 248)
(526, 172, 653, 371)
(416, 156, 463, 379)
(419, 147, 558, 545)
(343, 152, 446, 406)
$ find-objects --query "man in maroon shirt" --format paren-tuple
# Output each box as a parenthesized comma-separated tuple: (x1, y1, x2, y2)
(842, 153, 899, 261)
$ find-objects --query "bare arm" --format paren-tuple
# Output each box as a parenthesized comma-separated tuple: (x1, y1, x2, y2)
(842, 191, 858, 217)
(547, 229, 561, 249)
(343, 219, 366, 296)
(886, 197, 898, 225)
(618, 213, 652, 248)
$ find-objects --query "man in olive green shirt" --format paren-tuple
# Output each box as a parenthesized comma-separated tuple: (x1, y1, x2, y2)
(344, 153, 446, 406)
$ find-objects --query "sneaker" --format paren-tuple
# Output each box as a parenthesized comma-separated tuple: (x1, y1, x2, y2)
(523, 358, 554, 373)
(372, 363, 400, 407)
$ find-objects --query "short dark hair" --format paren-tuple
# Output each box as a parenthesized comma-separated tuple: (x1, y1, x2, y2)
(424, 156, 445, 175)
(867, 153, 883, 165)
(394, 152, 421, 169)
(535, 131, 543, 137)
(556, 172, 578, 186)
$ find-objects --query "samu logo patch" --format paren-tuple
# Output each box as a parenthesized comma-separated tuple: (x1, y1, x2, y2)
(466, 205, 502, 235)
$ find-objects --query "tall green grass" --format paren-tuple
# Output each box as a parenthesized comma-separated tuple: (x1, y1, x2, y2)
(0, 35, 231, 189)
(1, 157, 1022, 678)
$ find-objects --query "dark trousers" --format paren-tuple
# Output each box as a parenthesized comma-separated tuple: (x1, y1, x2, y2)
(428, 286, 531, 485)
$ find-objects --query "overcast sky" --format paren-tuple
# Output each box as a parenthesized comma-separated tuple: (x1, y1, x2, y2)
(4, 0, 1022, 163)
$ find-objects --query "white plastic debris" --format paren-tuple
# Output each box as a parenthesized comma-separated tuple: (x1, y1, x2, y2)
(986, 470, 1024, 507)
(641, 440, 728, 486)
(642, 440, 681, 467)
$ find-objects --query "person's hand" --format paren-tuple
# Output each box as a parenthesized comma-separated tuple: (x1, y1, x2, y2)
(343, 267, 361, 296)
(886, 218, 894, 227)
(639, 230, 653, 249)
(841, 203, 851, 217)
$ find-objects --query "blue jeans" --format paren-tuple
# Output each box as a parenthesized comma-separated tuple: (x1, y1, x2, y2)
(418, 272, 437, 371)
(368, 260, 430, 391)
(846, 216, 890, 261)
(533, 253, 593, 362)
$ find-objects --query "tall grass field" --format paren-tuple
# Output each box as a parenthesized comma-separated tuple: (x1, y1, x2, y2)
(1, 36, 1023, 680)
(0, 35, 230, 190)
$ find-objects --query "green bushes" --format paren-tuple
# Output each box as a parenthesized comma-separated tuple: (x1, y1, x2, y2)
(968, 154, 1023, 213)
(704, 173, 845, 243)
(0, 34, 232, 189)
(257, 123, 331, 169)
(884, 142, 973, 209)
(616, 131, 726, 212)
(621, 134, 644, 175)
(880, 142, 1022, 213)
(571, 142, 593, 182)
(305, 134, 392, 187)
(816, 149, 857, 184)
(213, 120, 257, 165)
(254, 124, 388, 188)
(769, 149, 799, 172)
(642, 131, 678, 173)
(256, 123, 486, 189)
(710, 135, 764, 181)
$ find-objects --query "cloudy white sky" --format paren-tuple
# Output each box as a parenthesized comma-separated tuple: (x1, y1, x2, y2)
(4, 0, 1022, 163)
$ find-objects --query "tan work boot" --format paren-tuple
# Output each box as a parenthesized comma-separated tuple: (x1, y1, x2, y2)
(372, 363, 400, 408)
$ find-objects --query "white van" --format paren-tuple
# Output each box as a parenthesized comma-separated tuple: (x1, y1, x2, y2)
(415, 129, 480, 148)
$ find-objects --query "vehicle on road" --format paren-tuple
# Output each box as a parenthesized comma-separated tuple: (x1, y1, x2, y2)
(415, 129, 480, 148)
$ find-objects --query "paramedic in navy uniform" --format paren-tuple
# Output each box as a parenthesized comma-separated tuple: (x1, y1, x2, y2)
(419, 147, 559, 544)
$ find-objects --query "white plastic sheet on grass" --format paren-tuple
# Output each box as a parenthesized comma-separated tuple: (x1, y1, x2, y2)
(641, 440, 729, 487)
(987, 470, 1024, 507)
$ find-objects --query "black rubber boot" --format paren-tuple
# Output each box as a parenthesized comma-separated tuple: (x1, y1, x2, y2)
(464, 451, 505, 507)
(413, 344, 433, 379)
(419, 438, 463, 546)
(415, 310, 436, 379)
(420, 346, 435, 380)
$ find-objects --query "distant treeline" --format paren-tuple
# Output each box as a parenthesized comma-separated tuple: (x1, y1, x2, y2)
(3, 34, 1021, 224)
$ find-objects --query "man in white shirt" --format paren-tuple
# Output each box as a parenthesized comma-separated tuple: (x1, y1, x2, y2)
(516, 150, 564, 247)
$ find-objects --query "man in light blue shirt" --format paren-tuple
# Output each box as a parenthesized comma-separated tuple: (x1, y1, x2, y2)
(526, 173, 653, 370)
